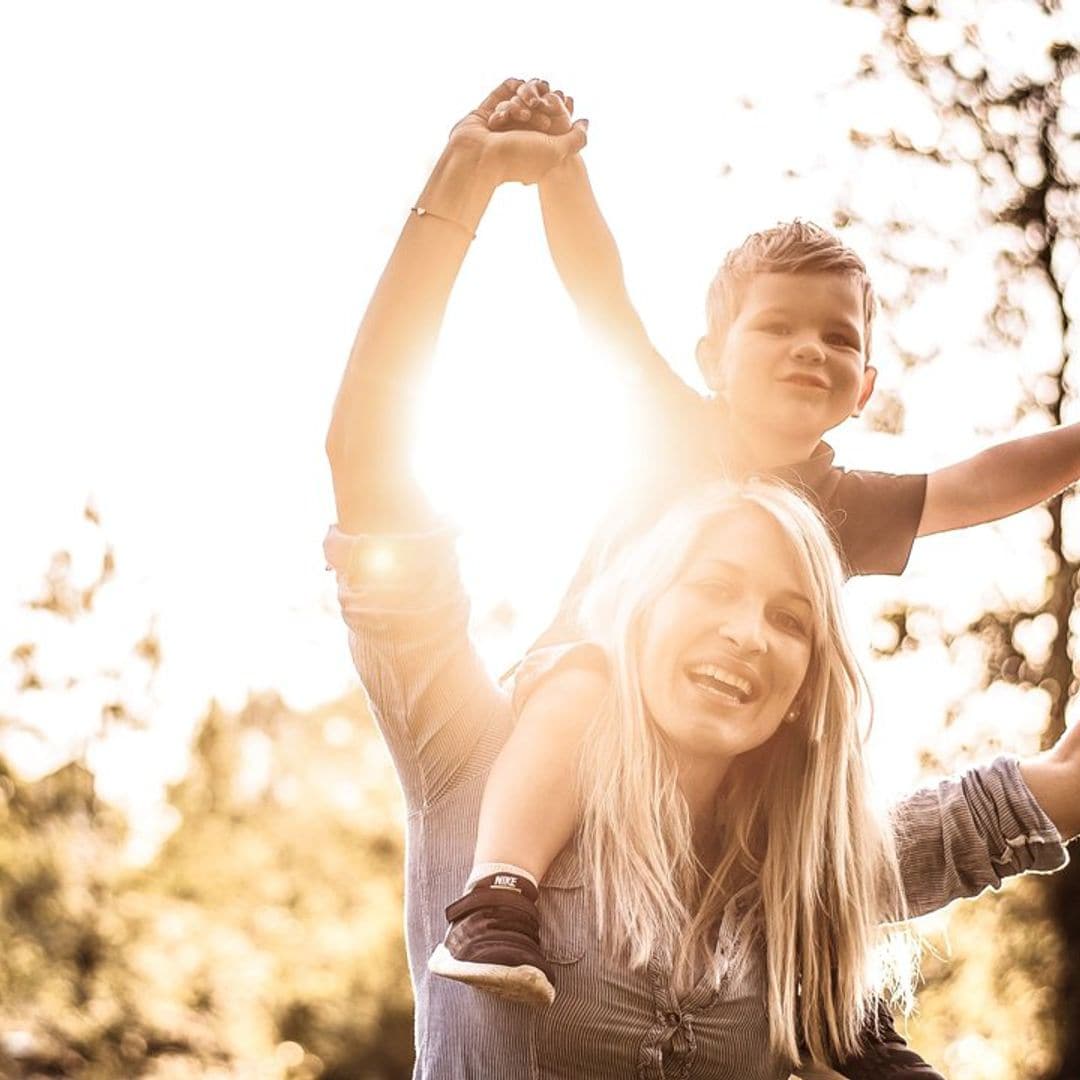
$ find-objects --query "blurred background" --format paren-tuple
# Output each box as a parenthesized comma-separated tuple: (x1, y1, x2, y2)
(2, 0, 1079, 1076)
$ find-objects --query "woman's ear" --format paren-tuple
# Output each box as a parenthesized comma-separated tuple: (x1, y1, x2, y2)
(695, 335, 726, 393)
(785, 684, 810, 724)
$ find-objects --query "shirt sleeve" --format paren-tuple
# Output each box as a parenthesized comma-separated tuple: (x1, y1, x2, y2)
(890, 755, 1068, 921)
(828, 470, 928, 577)
(324, 525, 507, 812)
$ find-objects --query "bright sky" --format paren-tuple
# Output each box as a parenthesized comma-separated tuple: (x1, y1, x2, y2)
(1, 1, 1076, 853)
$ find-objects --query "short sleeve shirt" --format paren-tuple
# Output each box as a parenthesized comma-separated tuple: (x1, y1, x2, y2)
(515, 373, 927, 683)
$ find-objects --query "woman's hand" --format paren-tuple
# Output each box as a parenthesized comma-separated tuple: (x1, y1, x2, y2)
(487, 78, 586, 192)
(488, 78, 576, 136)
(449, 77, 586, 187)
(1020, 717, 1080, 840)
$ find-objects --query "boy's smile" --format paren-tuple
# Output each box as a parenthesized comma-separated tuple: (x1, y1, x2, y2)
(702, 272, 877, 461)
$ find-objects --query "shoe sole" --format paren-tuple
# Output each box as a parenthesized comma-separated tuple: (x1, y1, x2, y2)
(428, 944, 556, 1007)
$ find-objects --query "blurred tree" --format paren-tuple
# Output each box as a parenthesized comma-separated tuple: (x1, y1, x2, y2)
(1, 511, 415, 1078)
(142, 689, 415, 1078)
(0, 755, 204, 1077)
(0, 694, 416, 1078)
(838, 0, 1080, 1074)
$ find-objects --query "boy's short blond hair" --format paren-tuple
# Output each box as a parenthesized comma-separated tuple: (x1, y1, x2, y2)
(703, 220, 877, 363)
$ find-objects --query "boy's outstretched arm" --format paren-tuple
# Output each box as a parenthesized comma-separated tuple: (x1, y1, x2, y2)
(918, 422, 1080, 536)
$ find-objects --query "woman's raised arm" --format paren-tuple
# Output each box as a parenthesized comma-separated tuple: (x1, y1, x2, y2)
(326, 79, 587, 535)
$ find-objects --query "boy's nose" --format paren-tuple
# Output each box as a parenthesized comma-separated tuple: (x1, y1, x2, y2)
(791, 339, 826, 363)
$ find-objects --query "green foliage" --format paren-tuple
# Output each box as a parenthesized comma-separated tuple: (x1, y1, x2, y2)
(839, 1, 1080, 1074)
(0, 694, 415, 1079)
(905, 878, 1065, 1078)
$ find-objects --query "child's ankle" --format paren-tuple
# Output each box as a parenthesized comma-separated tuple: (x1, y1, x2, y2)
(466, 862, 539, 892)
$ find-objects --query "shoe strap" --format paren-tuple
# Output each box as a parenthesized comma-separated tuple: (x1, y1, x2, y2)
(445, 882, 540, 925)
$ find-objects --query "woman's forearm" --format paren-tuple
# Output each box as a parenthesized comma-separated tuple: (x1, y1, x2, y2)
(327, 142, 499, 535)
(890, 757, 1069, 921)
(327, 79, 587, 535)
(1019, 718, 1080, 841)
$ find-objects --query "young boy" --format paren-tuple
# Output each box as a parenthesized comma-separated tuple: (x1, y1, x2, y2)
(429, 80, 1080, 1076)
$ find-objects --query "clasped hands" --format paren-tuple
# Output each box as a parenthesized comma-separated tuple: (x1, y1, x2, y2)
(449, 77, 586, 187)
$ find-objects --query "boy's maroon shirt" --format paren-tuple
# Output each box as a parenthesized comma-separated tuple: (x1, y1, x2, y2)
(521, 368, 925, 657)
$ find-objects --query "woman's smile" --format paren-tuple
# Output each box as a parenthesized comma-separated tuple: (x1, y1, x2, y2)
(640, 506, 812, 769)
(684, 659, 760, 705)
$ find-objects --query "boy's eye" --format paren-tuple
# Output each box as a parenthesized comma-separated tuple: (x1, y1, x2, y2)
(826, 333, 859, 349)
(760, 322, 791, 335)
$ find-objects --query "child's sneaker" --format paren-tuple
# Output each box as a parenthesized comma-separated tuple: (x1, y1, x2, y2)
(428, 873, 556, 1007)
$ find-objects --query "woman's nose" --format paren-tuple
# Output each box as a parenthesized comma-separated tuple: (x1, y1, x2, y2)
(716, 604, 768, 654)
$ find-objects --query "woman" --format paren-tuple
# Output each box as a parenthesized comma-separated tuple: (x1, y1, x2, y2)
(324, 80, 1078, 1078)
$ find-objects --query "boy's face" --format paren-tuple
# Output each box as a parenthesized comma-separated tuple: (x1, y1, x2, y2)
(701, 272, 876, 442)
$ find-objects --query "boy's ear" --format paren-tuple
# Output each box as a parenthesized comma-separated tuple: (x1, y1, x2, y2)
(853, 364, 877, 416)
(695, 335, 726, 392)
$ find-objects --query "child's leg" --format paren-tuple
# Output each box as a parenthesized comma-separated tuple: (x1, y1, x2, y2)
(471, 690, 583, 879)
(835, 1000, 944, 1079)
(428, 662, 601, 1007)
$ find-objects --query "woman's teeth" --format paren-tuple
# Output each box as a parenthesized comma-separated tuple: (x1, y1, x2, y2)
(687, 663, 753, 703)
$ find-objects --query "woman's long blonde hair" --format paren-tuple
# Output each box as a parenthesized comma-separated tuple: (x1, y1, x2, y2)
(575, 480, 910, 1066)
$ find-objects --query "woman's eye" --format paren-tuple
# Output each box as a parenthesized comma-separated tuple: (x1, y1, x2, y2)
(773, 609, 808, 635)
(694, 579, 734, 598)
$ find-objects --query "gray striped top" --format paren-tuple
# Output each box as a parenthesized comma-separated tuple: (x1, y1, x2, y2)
(325, 525, 1068, 1080)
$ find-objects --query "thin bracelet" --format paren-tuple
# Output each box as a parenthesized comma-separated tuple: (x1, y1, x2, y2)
(411, 205, 476, 241)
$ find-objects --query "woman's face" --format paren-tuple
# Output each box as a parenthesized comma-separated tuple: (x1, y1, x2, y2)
(639, 506, 814, 770)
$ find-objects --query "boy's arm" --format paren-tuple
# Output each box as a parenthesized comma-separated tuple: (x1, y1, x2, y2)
(537, 152, 686, 396)
(495, 80, 696, 404)
(918, 422, 1080, 536)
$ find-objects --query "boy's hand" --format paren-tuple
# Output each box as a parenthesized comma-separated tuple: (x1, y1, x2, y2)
(448, 77, 585, 186)
(489, 77, 577, 137)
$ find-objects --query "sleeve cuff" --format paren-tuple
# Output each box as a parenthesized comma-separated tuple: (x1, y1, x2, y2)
(324, 522, 458, 574)
(964, 755, 1069, 877)
(323, 523, 462, 615)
